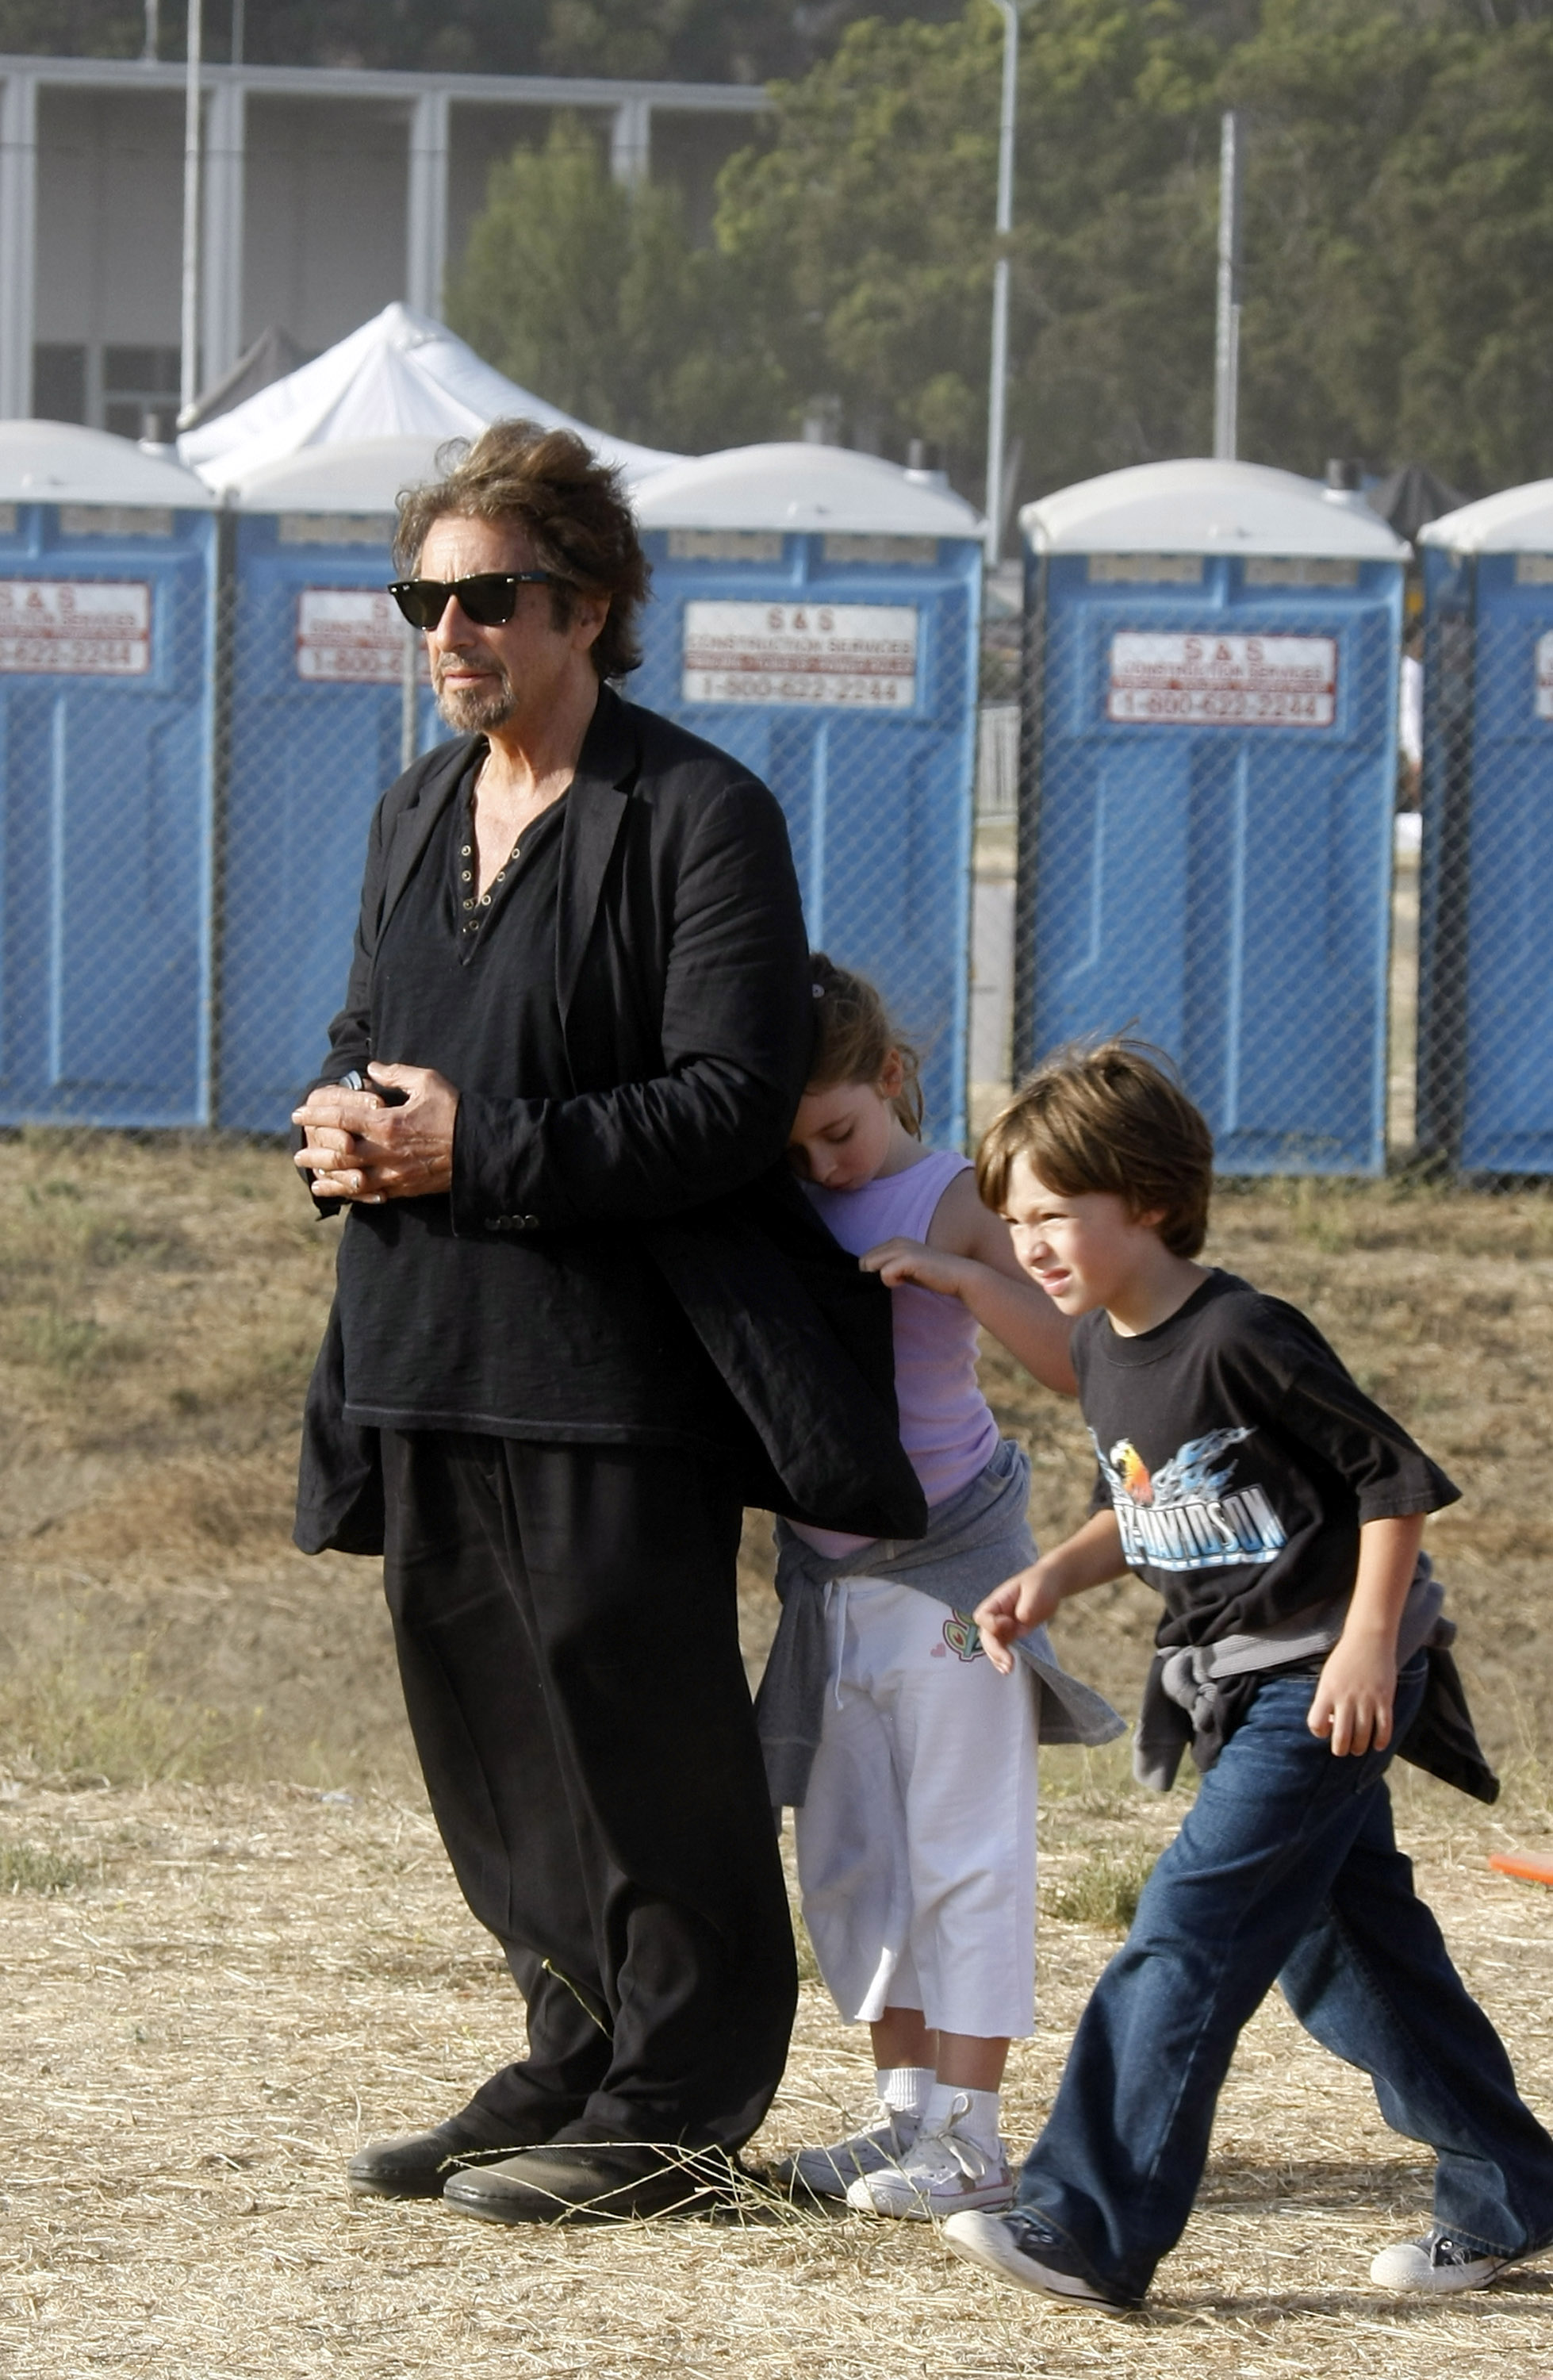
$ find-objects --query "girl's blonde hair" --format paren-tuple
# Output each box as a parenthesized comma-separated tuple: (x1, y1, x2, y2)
(807, 952, 924, 1135)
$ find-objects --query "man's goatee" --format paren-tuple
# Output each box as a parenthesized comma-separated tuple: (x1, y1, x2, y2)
(435, 672, 518, 733)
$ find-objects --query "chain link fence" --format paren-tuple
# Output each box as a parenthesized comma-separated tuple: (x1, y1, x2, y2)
(212, 550, 436, 1134)
(0, 536, 429, 1135)
(0, 531, 218, 1130)
(628, 527, 984, 1151)
(0, 528, 985, 1144)
(965, 553, 1425, 1178)
(1415, 556, 1553, 1176)
(0, 515, 1537, 1188)
(969, 699, 1019, 1134)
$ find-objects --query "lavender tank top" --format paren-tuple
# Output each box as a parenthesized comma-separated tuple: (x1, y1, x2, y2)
(792, 1149, 1001, 1557)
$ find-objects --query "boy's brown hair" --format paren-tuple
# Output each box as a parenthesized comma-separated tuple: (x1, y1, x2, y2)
(807, 952, 924, 1134)
(976, 1038, 1214, 1258)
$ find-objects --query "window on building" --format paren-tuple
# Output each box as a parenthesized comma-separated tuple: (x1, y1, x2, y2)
(33, 344, 87, 424)
(103, 346, 182, 440)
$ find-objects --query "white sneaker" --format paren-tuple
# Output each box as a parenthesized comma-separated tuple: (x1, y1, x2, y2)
(1369, 2227, 1515, 2294)
(773, 2104, 919, 2200)
(845, 2093, 1014, 2221)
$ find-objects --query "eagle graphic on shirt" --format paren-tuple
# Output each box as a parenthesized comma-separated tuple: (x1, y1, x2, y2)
(1094, 1426, 1288, 1572)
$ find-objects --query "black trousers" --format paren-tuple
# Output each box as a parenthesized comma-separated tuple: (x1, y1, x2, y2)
(380, 1430, 797, 2153)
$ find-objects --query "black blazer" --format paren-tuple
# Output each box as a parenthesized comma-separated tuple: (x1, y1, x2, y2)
(295, 684, 927, 1553)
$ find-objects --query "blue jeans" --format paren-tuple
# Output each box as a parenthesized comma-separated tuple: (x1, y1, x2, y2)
(1017, 1656, 1553, 2301)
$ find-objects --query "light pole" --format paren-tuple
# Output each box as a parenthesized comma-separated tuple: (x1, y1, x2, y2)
(178, 0, 204, 420)
(984, 0, 1023, 567)
(1213, 109, 1244, 462)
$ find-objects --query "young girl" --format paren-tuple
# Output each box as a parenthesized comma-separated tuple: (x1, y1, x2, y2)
(759, 956, 1121, 2220)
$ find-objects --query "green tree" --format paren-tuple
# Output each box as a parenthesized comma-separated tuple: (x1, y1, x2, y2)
(1003, 0, 1225, 490)
(0, 2, 147, 52)
(1225, 2, 1459, 479)
(1210, 0, 1553, 492)
(443, 114, 775, 454)
(433, 0, 1553, 499)
(713, 10, 1007, 468)
(716, 0, 1553, 504)
(714, 2, 1226, 499)
(538, 0, 965, 81)
(1382, 18, 1553, 489)
(0, 1, 966, 75)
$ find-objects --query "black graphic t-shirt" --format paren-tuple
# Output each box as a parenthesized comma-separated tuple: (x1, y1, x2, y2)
(1075, 1269, 1459, 1649)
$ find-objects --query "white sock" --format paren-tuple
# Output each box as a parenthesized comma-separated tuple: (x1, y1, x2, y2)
(875, 2065, 931, 2122)
(925, 2080, 1002, 2155)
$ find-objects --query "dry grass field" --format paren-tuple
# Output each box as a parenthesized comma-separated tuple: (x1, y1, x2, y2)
(2, 1130, 1552, 2377)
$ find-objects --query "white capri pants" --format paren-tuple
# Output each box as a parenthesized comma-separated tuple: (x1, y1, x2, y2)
(794, 1575, 1039, 2041)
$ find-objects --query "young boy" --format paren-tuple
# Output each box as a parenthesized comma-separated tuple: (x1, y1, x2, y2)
(865, 1040, 1553, 2312)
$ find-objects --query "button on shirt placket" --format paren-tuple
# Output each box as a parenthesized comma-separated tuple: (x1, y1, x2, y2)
(461, 824, 525, 952)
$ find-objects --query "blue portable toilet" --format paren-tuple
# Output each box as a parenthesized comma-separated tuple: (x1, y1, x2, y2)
(1416, 482, 1553, 1172)
(633, 444, 984, 1150)
(218, 435, 446, 1131)
(0, 421, 218, 1127)
(1019, 460, 1408, 1174)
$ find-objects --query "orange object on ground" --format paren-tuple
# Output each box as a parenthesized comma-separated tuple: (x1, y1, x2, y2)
(1489, 1852, 1553, 1888)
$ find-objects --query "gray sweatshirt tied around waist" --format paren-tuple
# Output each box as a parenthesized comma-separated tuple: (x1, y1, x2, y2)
(753, 1437, 1124, 1811)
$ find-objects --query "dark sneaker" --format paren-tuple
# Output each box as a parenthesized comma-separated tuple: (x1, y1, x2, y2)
(1370, 2228, 1515, 2294)
(943, 2209, 1137, 2311)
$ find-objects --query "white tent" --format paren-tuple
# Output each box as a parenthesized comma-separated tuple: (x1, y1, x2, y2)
(178, 303, 684, 493)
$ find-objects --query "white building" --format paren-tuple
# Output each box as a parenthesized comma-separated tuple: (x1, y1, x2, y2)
(0, 52, 769, 434)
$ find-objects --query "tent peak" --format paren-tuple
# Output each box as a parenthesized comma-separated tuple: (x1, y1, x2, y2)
(178, 305, 684, 494)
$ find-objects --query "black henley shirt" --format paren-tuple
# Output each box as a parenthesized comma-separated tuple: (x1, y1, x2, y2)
(334, 758, 734, 1450)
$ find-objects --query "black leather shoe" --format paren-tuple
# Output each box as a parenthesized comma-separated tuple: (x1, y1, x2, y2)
(442, 2140, 734, 2226)
(347, 2118, 531, 2199)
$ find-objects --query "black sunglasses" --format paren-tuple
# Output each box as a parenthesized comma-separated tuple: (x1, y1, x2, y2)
(387, 570, 556, 630)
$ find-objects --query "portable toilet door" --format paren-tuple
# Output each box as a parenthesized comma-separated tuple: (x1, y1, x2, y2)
(1417, 482, 1553, 1173)
(1019, 460, 1408, 1174)
(217, 437, 444, 1131)
(634, 445, 984, 1150)
(0, 423, 218, 1127)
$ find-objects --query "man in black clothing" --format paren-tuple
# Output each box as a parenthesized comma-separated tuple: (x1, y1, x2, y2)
(291, 421, 922, 2225)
